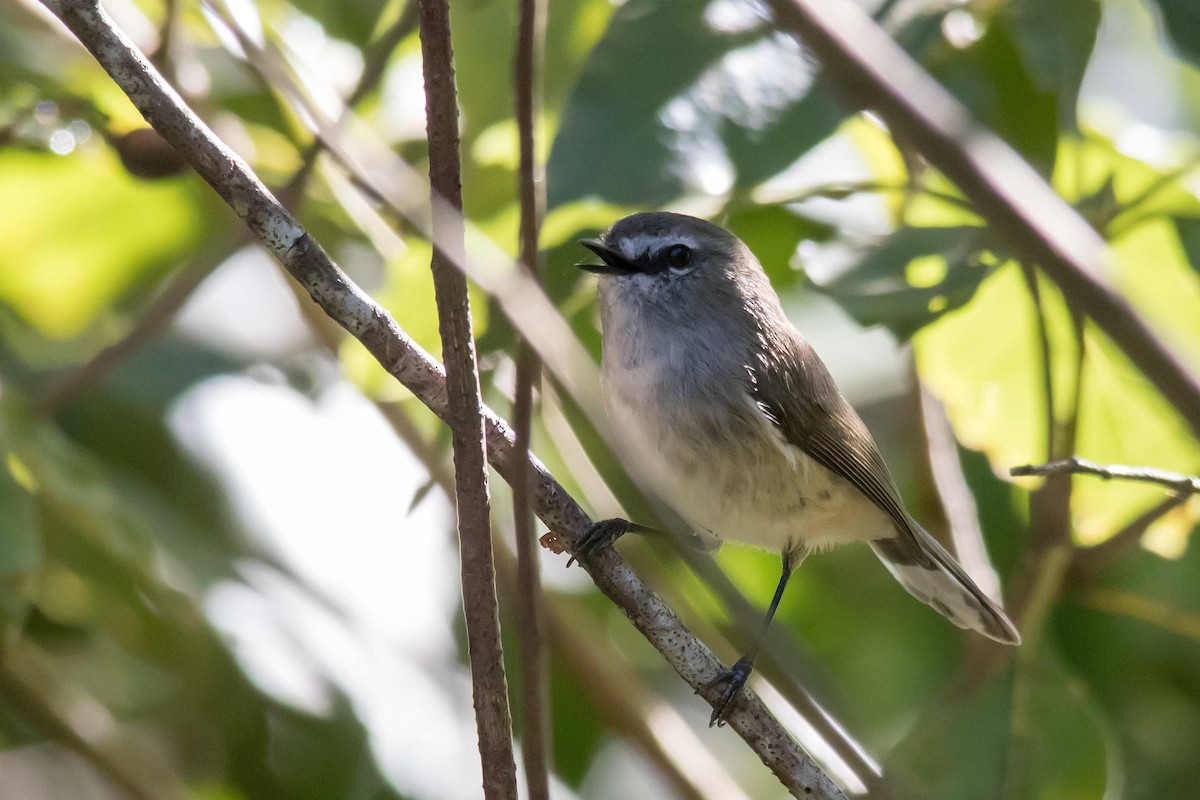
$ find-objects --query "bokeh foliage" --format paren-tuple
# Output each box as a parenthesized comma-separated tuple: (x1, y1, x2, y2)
(2, 0, 1200, 798)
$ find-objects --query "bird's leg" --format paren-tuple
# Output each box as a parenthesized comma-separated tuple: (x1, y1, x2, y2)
(702, 546, 805, 727)
(567, 519, 659, 567)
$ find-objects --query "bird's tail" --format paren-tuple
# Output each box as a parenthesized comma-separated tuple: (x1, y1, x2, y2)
(870, 522, 1020, 645)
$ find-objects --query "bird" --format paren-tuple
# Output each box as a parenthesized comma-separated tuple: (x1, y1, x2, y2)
(572, 211, 1020, 727)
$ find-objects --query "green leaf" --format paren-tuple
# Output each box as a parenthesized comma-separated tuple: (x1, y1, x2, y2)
(726, 205, 834, 290)
(1058, 545, 1200, 797)
(889, 646, 1108, 800)
(932, 16, 1059, 174)
(813, 225, 992, 340)
(286, 0, 382, 48)
(915, 263, 1200, 544)
(1174, 217, 1200, 275)
(547, 0, 847, 207)
(0, 449, 39, 621)
(1005, 0, 1102, 131)
(1147, 0, 1200, 66)
(0, 150, 211, 339)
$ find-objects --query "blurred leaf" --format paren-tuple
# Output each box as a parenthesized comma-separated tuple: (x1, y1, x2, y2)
(0, 149, 211, 338)
(1110, 217, 1200, 373)
(932, 17, 1059, 174)
(888, 670, 1010, 798)
(287, 0, 381, 47)
(726, 205, 834, 289)
(1174, 216, 1200, 274)
(1059, 544, 1200, 798)
(813, 225, 991, 340)
(0, 446, 39, 621)
(915, 264, 1200, 544)
(4, 398, 152, 569)
(1057, 134, 1200, 227)
(889, 646, 1107, 800)
(1004, 0, 1101, 131)
(548, 0, 847, 207)
(1148, 0, 1200, 66)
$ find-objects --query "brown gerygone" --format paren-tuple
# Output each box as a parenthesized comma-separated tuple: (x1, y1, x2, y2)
(574, 211, 1019, 726)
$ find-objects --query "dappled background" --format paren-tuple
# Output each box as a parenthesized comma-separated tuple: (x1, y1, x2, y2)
(2, 0, 1200, 797)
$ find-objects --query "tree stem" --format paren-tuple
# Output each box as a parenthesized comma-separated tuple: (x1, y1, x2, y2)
(415, 0, 518, 796)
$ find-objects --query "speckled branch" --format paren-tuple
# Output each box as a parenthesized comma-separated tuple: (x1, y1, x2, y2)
(40, 1, 844, 796)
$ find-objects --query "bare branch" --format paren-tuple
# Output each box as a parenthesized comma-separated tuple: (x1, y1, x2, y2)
(1019, 265, 1058, 463)
(40, 2, 843, 796)
(512, 0, 550, 793)
(415, 0, 517, 796)
(1010, 457, 1200, 496)
(765, 0, 1200, 441)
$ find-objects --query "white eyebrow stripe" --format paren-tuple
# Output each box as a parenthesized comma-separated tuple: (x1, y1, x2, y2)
(616, 233, 702, 261)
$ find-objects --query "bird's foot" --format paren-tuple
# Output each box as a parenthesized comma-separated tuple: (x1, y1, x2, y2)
(567, 518, 634, 568)
(699, 655, 754, 727)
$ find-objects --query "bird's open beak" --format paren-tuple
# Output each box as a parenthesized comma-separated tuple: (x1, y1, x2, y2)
(577, 239, 636, 275)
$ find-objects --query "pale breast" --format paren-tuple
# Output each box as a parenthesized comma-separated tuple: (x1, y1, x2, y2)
(602, 363, 896, 555)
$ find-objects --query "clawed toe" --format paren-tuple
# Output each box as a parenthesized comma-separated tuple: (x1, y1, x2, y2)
(567, 518, 631, 568)
(701, 655, 754, 727)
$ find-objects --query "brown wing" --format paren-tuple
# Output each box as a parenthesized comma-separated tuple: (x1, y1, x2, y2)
(746, 332, 937, 569)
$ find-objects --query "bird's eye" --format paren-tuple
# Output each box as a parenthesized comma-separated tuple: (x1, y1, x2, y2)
(665, 244, 691, 270)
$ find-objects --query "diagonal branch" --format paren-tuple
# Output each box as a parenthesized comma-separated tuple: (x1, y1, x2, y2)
(415, 0, 517, 796)
(765, 0, 1200, 442)
(40, 2, 843, 796)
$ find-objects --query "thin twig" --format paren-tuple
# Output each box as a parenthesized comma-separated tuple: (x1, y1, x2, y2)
(1002, 291, 1083, 794)
(41, 4, 844, 795)
(764, 0, 1200, 441)
(511, 0, 550, 794)
(1002, 543, 1072, 800)
(151, 0, 178, 83)
(1019, 265, 1059, 463)
(1010, 457, 1200, 496)
(415, 0, 517, 796)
